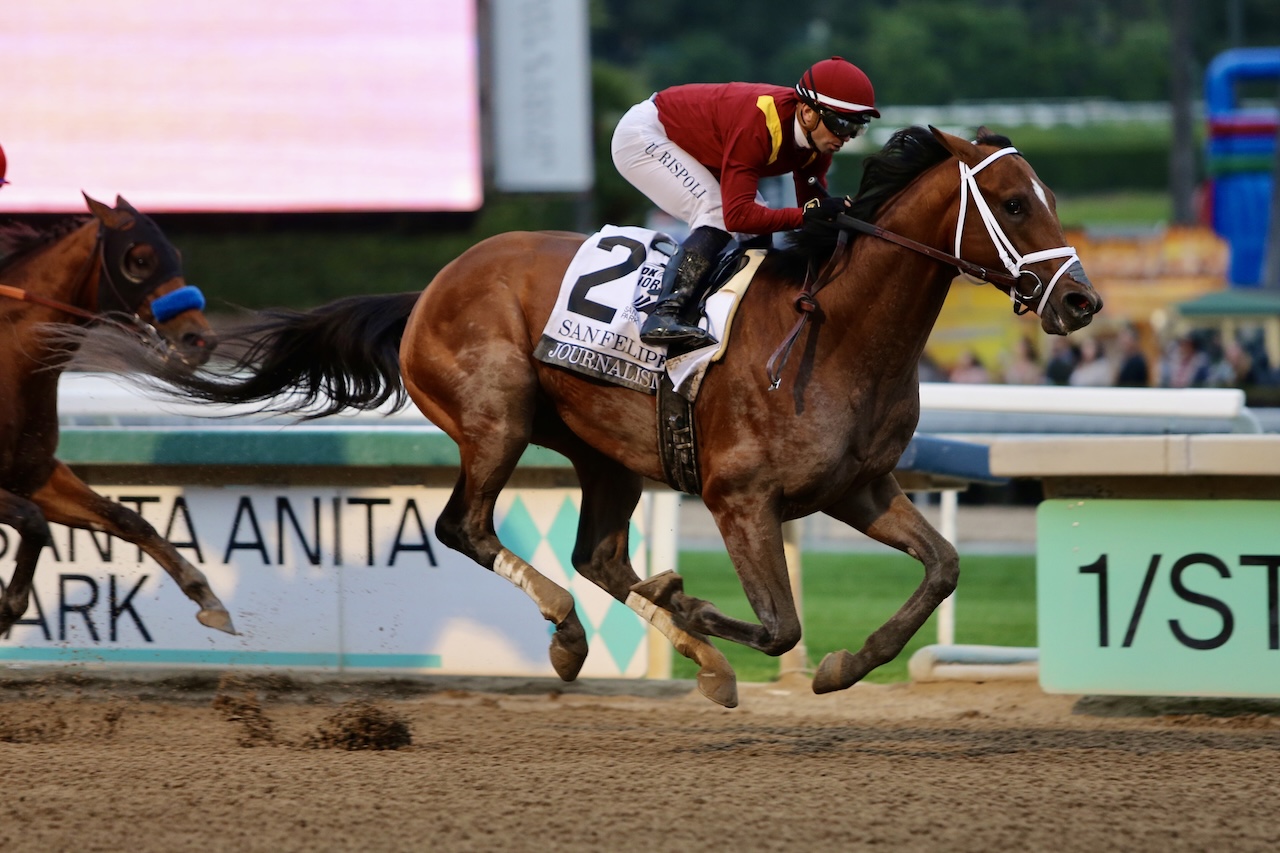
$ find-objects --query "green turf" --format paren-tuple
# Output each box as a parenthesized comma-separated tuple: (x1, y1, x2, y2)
(668, 550, 1037, 684)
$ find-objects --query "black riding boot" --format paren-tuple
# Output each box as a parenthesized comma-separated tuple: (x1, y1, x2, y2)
(640, 225, 732, 348)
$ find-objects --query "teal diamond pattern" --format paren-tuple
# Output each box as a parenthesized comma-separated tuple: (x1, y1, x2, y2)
(629, 518, 642, 562)
(546, 497, 579, 581)
(496, 496, 540, 564)
(501, 490, 651, 677)
(597, 598, 648, 673)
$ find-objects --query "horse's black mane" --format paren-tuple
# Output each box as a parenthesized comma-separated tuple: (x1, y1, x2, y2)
(0, 217, 88, 273)
(767, 126, 1013, 277)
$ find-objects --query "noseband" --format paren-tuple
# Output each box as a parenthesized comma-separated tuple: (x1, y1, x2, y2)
(954, 146, 1081, 317)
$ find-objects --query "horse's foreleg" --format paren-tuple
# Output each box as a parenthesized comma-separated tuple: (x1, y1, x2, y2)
(811, 473, 958, 694)
(632, 489, 801, 658)
(0, 490, 53, 634)
(29, 462, 235, 635)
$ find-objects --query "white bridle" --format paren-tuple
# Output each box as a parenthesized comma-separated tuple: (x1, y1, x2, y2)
(955, 146, 1082, 317)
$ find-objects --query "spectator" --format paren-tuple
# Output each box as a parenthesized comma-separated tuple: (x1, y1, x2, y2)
(1160, 333, 1210, 388)
(1068, 337, 1113, 386)
(918, 351, 948, 383)
(1044, 338, 1079, 385)
(949, 349, 991, 384)
(1206, 339, 1254, 388)
(1114, 323, 1150, 388)
(1001, 336, 1043, 385)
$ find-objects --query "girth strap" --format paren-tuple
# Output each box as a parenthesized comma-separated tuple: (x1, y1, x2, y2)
(656, 373, 702, 495)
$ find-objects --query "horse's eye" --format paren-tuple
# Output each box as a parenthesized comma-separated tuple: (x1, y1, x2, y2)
(1004, 198, 1024, 216)
(126, 246, 156, 277)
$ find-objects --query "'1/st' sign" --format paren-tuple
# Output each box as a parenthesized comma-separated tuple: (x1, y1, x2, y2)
(1037, 499, 1280, 698)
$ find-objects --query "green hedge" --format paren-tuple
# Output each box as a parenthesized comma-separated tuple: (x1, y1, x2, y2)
(840, 124, 1186, 195)
(1013, 137, 1175, 193)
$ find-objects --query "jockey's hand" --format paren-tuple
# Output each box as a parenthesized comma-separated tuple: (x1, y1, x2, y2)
(802, 195, 851, 224)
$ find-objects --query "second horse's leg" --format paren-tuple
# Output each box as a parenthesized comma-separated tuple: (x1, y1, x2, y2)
(811, 473, 958, 693)
(0, 490, 52, 634)
(30, 462, 235, 634)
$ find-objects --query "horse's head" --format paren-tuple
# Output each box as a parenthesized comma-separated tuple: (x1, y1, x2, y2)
(84, 193, 218, 366)
(930, 127, 1103, 335)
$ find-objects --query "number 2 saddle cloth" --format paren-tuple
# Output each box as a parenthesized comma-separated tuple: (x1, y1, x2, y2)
(533, 225, 766, 401)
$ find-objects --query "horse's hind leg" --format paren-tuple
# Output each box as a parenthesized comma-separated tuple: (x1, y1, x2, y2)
(434, 460, 588, 680)
(557, 441, 738, 708)
(811, 472, 958, 694)
(0, 490, 53, 634)
(30, 462, 236, 634)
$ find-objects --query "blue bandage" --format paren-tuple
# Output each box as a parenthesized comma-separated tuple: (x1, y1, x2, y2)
(151, 285, 206, 323)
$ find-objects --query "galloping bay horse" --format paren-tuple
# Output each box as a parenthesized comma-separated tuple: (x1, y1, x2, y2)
(0, 195, 234, 637)
(125, 127, 1100, 705)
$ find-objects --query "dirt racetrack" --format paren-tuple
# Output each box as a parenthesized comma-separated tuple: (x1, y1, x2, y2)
(1, 670, 1278, 853)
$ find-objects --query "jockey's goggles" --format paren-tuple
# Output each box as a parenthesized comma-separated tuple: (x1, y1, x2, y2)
(817, 107, 870, 139)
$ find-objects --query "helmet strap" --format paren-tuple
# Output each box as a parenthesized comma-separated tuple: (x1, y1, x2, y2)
(798, 103, 821, 149)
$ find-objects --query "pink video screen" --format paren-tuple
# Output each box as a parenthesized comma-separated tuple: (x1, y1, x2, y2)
(0, 1, 482, 214)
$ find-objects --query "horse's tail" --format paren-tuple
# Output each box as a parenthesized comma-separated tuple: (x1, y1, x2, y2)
(181, 292, 421, 418)
(55, 291, 422, 418)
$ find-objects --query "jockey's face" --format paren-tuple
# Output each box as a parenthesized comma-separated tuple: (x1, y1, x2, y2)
(800, 104, 849, 155)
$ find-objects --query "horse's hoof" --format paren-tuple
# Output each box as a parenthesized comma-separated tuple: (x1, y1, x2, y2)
(549, 634, 587, 682)
(548, 625, 588, 682)
(198, 607, 237, 636)
(696, 666, 739, 709)
(812, 649, 856, 694)
(631, 571, 684, 609)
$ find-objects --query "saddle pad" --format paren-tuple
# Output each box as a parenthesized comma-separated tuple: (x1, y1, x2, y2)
(534, 225, 674, 394)
(534, 226, 763, 397)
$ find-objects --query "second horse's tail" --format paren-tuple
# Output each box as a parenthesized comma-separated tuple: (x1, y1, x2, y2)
(170, 291, 421, 418)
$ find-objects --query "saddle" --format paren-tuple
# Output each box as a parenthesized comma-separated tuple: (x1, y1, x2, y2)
(532, 226, 768, 496)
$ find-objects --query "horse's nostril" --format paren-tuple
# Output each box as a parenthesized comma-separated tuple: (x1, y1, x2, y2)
(1066, 292, 1094, 314)
(182, 331, 218, 354)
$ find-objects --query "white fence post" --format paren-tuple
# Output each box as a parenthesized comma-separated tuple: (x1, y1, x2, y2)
(936, 489, 959, 646)
(645, 491, 680, 680)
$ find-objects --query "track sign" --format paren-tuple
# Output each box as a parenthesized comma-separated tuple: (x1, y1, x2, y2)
(1037, 499, 1280, 698)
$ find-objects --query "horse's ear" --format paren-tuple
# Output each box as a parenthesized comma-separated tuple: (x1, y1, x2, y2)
(82, 191, 134, 229)
(928, 125, 982, 165)
(114, 195, 140, 215)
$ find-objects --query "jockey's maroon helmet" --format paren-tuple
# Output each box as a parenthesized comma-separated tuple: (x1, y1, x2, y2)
(795, 57, 880, 118)
(0, 143, 7, 186)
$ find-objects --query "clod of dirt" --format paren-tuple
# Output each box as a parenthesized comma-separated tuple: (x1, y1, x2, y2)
(98, 702, 127, 738)
(211, 680, 278, 748)
(0, 703, 68, 744)
(303, 700, 413, 751)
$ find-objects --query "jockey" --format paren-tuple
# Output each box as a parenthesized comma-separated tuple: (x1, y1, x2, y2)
(0, 142, 7, 187)
(611, 56, 879, 348)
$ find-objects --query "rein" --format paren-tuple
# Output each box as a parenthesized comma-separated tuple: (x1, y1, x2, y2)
(0, 282, 103, 323)
(834, 214, 1021, 289)
(765, 229, 850, 390)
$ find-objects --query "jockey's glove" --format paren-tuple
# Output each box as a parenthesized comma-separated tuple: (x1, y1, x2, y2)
(802, 195, 851, 224)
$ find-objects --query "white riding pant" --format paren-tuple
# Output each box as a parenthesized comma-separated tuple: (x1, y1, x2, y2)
(610, 98, 762, 239)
